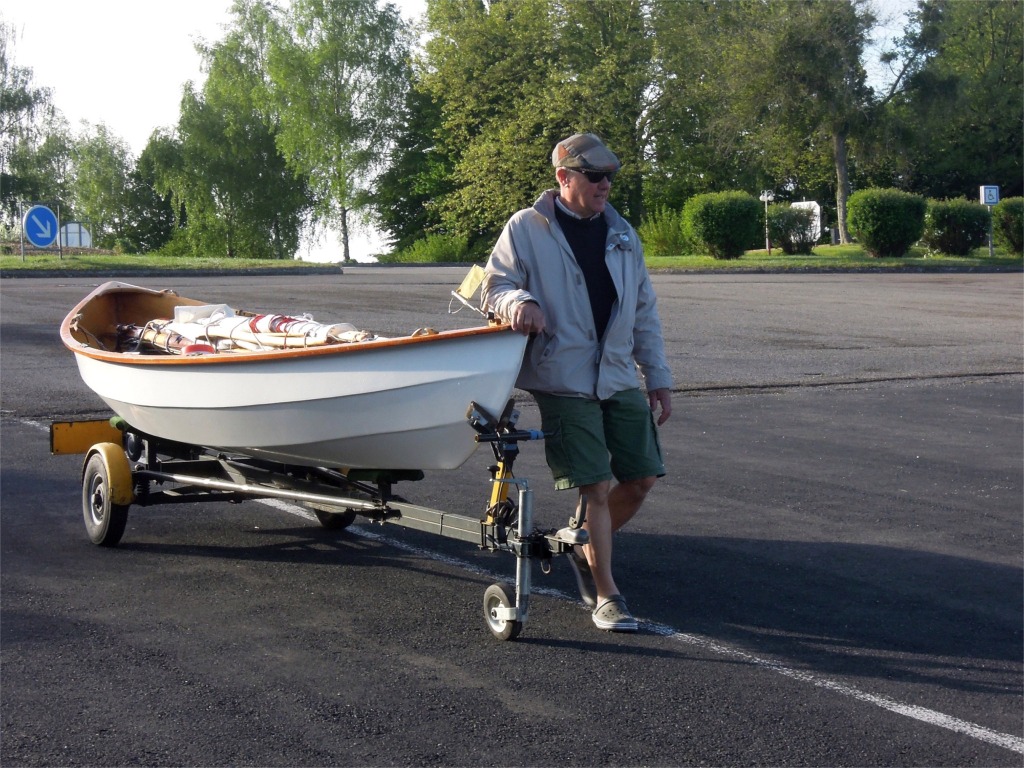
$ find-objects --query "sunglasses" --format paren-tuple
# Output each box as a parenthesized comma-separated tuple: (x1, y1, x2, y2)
(570, 168, 617, 183)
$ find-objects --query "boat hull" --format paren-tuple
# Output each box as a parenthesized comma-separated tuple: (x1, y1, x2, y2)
(64, 283, 527, 470)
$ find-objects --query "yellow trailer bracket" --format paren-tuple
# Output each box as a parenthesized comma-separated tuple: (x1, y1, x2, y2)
(51, 419, 123, 455)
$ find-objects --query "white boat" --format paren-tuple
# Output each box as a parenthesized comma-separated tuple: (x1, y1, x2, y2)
(61, 281, 527, 470)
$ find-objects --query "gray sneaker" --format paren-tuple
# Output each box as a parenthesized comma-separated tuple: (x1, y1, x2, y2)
(592, 595, 638, 632)
(566, 550, 597, 607)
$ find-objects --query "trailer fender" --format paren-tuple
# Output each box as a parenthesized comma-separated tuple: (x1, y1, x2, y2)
(83, 442, 134, 506)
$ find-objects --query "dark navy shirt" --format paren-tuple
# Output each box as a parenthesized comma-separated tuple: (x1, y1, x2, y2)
(554, 204, 617, 340)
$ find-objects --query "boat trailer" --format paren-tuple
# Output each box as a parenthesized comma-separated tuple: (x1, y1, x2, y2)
(51, 400, 588, 641)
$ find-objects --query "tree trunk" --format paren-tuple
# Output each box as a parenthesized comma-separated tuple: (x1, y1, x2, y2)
(225, 209, 235, 258)
(833, 127, 852, 244)
(340, 206, 351, 262)
(628, 173, 645, 225)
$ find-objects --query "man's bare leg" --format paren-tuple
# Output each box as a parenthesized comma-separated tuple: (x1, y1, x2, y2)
(578, 476, 657, 600)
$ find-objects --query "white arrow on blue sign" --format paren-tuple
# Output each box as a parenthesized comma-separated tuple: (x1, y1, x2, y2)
(23, 205, 59, 247)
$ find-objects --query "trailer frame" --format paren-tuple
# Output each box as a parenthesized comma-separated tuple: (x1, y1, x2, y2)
(56, 400, 588, 641)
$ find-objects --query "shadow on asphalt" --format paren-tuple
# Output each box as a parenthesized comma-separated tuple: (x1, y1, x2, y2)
(102, 512, 1023, 696)
(617, 531, 1022, 694)
(115, 524, 493, 590)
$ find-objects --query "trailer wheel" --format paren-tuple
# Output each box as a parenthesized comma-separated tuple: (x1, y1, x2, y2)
(314, 508, 357, 530)
(483, 583, 522, 641)
(82, 451, 131, 547)
(305, 503, 358, 530)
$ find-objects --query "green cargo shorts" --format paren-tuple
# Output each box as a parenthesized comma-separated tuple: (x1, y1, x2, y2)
(530, 389, 665, 490)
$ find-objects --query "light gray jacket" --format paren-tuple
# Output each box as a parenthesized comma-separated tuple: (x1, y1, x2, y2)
(483, 190, 673, 400)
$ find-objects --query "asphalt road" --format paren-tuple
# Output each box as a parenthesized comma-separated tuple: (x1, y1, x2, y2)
(1, 269, 1022, 767)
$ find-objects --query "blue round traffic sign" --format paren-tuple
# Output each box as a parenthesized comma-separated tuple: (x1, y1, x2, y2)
(23, 205, 58, 247)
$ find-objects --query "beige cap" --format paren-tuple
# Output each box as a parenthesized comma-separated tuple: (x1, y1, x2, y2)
(551, 133, 621, 172)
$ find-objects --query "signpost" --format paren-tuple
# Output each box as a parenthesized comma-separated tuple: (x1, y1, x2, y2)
(980, 186, 999, 258)
(759, 190, 774, 255)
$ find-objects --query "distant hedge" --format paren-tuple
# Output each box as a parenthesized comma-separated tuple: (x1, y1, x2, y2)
(682, 191, 760, 259)
(922, 198, 990, 256)
(992, 197, 1023, 255)
(847, 188, 926, 258)
(637, 207, 688, 258)
(379, 233, 473, 263)
(767, 204, 817, 255)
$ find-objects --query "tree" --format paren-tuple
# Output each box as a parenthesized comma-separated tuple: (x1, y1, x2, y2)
(145, 127, 190, 245)
(5, 114, 73, 224)
(117, 138, 177, 253)
(4, 25, 174, 254)
(0, 20, 59, 227)
(69, 124, 133, 248)
(154, 3, 312, 259)
(695, 0, 876, 243)
(200, 16, 312, 259)
(892, 0, 1023, 199)
(418, 0, 654, 247)
(267, 0, 411, 261)
(555, 0, 654, 223)
(370, 84, 450, 250)
(165, 86, 233, 256)
(420, 0, 567, 246)
(646, 0, 765, 210)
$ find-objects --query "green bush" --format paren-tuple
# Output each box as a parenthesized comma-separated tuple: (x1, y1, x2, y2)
(638, 207, 687, 258)
(152, 229, 196, 259)
(382, 233, 473, 263)
(767, 204, 817, 255)
(921, 198, 990, 256)
(992, 197, 1024, 255)
(682, 191, 760, 259)
(847, 188, 926, 258)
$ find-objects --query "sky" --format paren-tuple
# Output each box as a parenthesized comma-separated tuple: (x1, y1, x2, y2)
(5, 0, 914, 261)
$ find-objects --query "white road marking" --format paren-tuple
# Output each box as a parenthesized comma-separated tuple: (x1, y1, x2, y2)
(262, 496, 1024, 755)
(645, 623, 1024, 755)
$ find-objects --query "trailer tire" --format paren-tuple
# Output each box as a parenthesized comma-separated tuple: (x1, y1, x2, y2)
(82, 449, 131, 547)
(315, 509, 357, 530)
(483, 583, 522, 641)
(306, 503, 358, 530)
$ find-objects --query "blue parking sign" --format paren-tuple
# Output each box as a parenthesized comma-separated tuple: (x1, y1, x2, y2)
(24, 205, 58, 247)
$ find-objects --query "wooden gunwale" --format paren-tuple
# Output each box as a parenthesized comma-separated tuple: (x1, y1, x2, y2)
(60, 281, 512, 367)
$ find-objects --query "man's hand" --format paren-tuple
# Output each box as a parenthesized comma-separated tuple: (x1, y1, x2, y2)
(649, 387, 672, 426)
(509, 301, 546, 336)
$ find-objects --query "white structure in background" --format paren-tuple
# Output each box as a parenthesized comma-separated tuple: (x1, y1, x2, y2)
(791, 201, 821, 242)
(61, 222, 92, 248)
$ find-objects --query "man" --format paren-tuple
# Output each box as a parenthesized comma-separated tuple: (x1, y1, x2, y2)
(482, 132, 673, 632)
